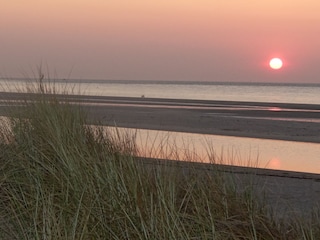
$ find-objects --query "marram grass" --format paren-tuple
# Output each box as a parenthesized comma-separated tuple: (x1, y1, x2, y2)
(0, 81, 319, 239)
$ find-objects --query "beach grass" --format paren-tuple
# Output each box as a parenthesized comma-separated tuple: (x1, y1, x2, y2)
(0, 79, 319, 239)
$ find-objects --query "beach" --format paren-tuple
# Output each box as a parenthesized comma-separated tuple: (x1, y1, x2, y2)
(1, 91, 320, 144)
(84, 95, 319, 218)
(3, 92, 318, 141)
(79, 96, 320, 143)
(1, 92, 320, 218)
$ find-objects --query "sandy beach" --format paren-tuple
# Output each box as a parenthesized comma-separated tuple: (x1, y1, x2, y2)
(79, 96, 320, 143)
(1, 92, 320, 218)
(1, 91, 319, 144)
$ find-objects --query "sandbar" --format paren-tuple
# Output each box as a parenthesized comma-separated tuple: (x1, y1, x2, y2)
(1, 92, 320, 143)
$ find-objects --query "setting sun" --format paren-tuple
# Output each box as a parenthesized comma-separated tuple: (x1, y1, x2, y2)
(269, 58, 283, 70)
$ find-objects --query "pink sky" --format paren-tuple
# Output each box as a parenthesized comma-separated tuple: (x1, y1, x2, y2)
(1, 0, 320, 83)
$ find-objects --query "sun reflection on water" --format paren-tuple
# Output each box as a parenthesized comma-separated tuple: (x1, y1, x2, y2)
(118, 127, 320, 174)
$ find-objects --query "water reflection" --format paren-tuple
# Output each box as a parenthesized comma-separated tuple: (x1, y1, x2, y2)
(1, 108, 318, 174)
(267, 157, 282, 170)
(115, 128, 320, 174)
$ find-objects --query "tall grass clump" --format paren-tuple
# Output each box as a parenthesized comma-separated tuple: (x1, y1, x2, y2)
(0, 77, 319, 239)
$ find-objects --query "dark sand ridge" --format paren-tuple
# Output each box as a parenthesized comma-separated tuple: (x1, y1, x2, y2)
(82, 97, 320, 144)
(2, 93, 319, 142)
(1, 92, 320, 218)
(140, 158, 320, 220)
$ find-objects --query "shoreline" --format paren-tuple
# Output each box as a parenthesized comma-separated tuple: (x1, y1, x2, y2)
(1, 92, 320, 143)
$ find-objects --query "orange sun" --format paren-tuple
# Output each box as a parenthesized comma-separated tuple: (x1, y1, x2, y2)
(269, 58, 283, 70)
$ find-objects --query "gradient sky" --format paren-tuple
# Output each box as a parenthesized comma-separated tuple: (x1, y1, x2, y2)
(1, 0, 320, 83)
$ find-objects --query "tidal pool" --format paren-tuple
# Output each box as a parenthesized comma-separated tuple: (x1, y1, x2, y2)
(114, 127, 320, 174)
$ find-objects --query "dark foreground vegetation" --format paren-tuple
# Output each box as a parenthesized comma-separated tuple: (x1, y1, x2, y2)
(0, 81, 319, 239)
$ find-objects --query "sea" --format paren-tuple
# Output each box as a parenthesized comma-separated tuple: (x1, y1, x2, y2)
(1, 78, 320, 104)
(67, 80, 320, 104)
(1, 79, 320, 174)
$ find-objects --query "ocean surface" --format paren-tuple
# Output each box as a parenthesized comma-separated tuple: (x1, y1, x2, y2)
(72, 80, 320, 105)
(1, 79, 320, 105)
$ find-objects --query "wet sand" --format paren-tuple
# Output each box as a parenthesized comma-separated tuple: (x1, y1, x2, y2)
(1, 92, 319, 143)
(1, 92, 320, 140)
(73, 95, 320, 143)
(1, 92, 320, 143)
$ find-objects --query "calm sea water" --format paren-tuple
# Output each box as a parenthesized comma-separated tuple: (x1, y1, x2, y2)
(1, 79, 320, 105)
(79, 81, 320, 105)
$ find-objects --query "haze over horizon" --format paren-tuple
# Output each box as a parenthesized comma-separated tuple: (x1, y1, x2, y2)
(2, 1, 320, 83)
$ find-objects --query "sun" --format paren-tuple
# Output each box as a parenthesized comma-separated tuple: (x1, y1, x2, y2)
(269, 58, 283, 70)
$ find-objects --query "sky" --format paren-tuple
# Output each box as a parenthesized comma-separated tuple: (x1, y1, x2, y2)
(1, 0, 320, 83)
